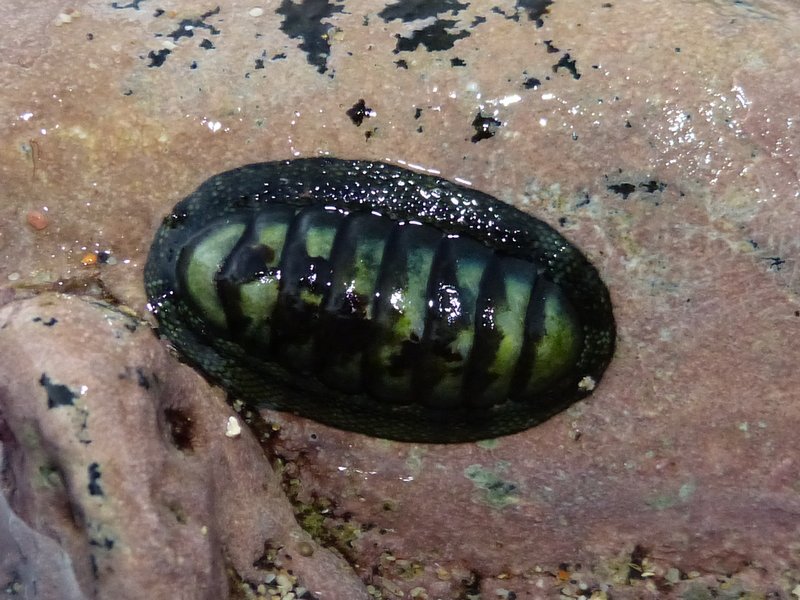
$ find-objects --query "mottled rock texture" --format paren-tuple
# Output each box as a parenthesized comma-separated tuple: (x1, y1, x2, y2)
(0, 0, 799, 598)
(0, 293, 368, 599)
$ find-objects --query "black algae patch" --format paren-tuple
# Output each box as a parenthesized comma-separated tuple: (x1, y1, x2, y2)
(111, 0, 148, 9)
(147, 48, 171, 67)
(135, 367, 151, 390)
(88, 463, 104, 496)
(553, 53, 581, 79)
(640, 180, 667, 193)
(90, 537, 115, 550)
(607, 183, 636, 199)
(471, 111, 502, 142)
(167, 7, 221, 42)
(378, 0, 469, 22)
(277, 0, 345, 74)
(523, 76, 541, 89)
(377, 0, 475, 57)
(608, 180, 668, 199)
(40, 373, 76, 408)
(135, 7, 221, 68)
(346, 99, 374, 126)
(516, 0, 553, 26)
(393, 20, 470, 53)
(32, 316, 58, 326)
(763, 256, 786, 272)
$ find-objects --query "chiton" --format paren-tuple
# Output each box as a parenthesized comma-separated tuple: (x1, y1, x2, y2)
(145, 158, 615, 443)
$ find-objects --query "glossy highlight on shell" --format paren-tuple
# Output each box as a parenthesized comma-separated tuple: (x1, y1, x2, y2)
(144, 158, 615, 443)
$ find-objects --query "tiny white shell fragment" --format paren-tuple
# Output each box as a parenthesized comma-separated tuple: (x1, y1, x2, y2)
(225, 415, 242, 437)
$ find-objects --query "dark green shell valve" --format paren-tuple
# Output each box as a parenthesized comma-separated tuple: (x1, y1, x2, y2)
(145, 158, 615, 443)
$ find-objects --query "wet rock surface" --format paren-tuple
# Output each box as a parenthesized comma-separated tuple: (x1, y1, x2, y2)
(0, 293, 368, 599)
(0, 0, 799, 598)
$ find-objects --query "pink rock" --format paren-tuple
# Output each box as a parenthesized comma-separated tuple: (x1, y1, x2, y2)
(0, 493, 87, 600)
(1, 0, 799, 596)
(0, 293, 368, 600)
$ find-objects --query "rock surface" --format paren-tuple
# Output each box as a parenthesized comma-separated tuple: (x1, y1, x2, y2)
(0, 0, 798, 598)
(0, 292, 368, 600)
